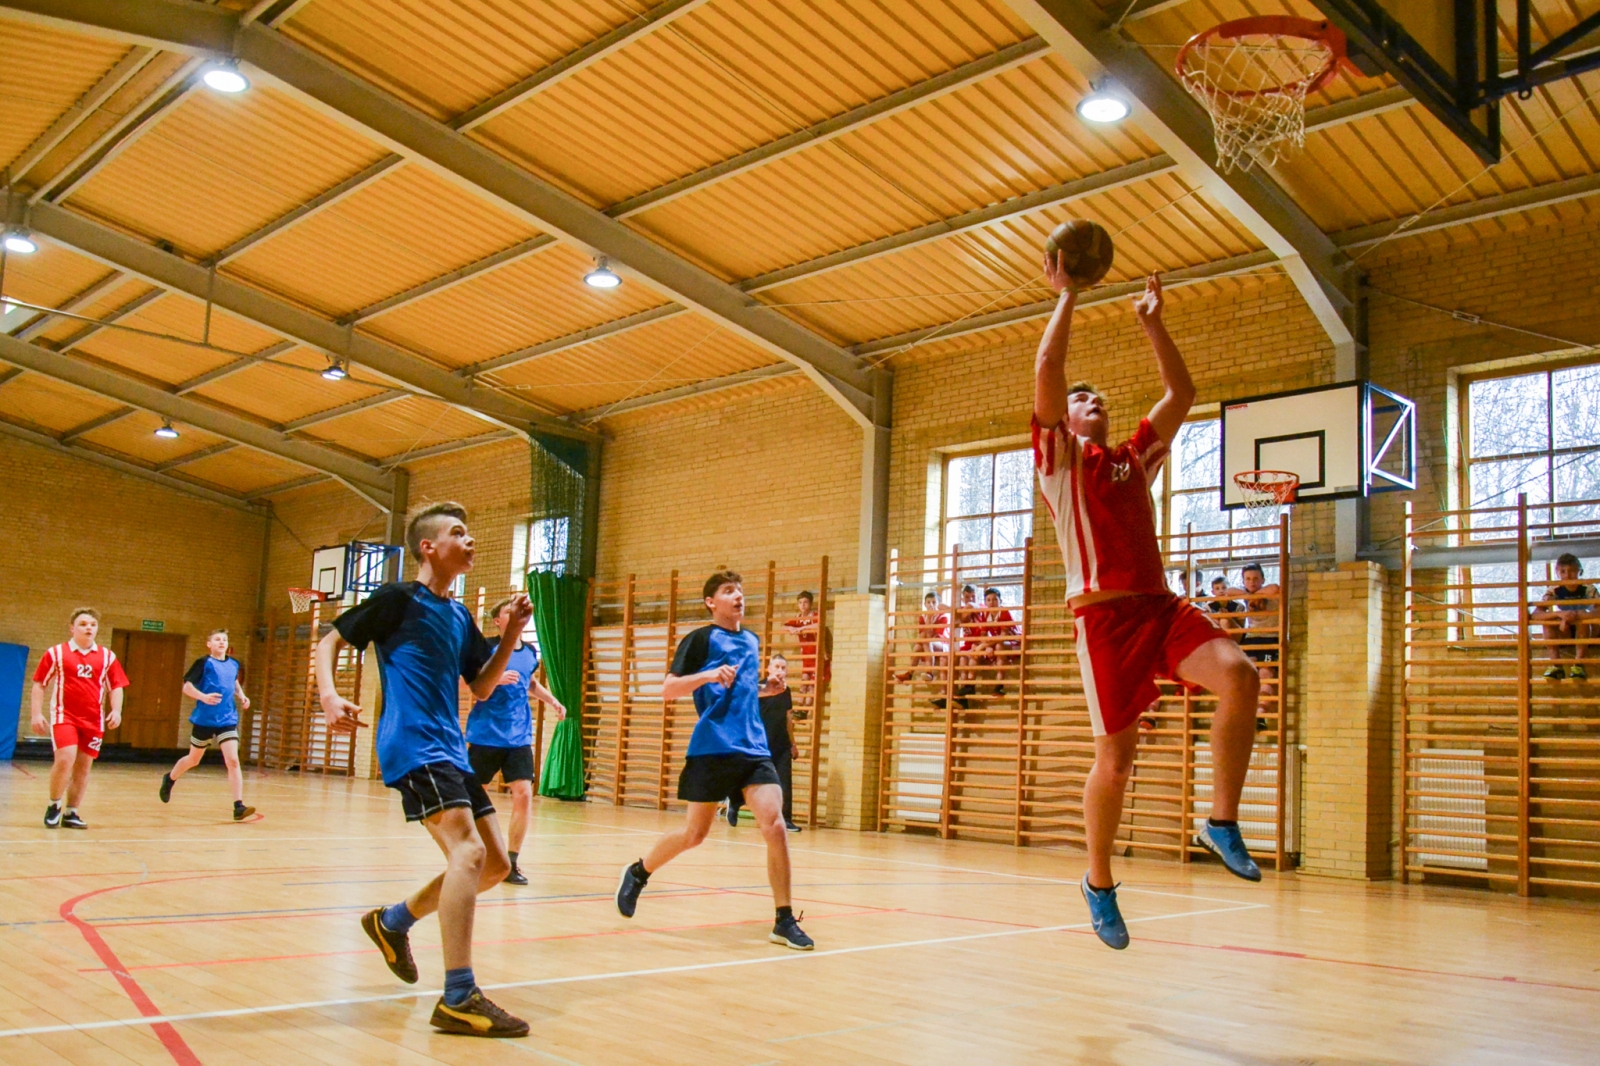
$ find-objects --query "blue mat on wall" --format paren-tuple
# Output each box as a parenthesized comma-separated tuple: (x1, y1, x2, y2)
(0, 643, 27, 761)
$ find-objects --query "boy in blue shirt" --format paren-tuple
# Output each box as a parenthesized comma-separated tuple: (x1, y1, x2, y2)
(467, 596, 566, 886)
(614, 570, 813, 950)
(159, 628, 255, 821)
(315, 502, 533, 1038)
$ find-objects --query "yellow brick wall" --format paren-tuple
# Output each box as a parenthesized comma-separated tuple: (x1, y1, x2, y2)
(0, 435, 266, 747)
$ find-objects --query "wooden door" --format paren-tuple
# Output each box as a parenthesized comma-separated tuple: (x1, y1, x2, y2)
(107, 631, 189, 749)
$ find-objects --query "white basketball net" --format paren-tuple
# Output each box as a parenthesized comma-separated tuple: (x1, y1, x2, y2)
(288, 588, 327, 614)
(1235, 471, 1299, 529)
(1178, 31, 1334, 173)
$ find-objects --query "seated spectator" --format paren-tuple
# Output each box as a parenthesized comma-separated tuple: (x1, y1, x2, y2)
(1226, 563, 1279, 732)
(974, 587, 1020, 698)
(784, 590, 831, 717)
(898, 591, 950, 683)
(1206, 575, 1245, 632)
(1531, 552, 1594, 681)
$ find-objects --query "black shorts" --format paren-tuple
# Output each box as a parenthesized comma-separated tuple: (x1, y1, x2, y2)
(1241, 634, 1279, 663)
(468, 743, 535, 785)
(391, 762, 496, 823)
(677, 754, 780, 803)
(189, 723, 239, 747)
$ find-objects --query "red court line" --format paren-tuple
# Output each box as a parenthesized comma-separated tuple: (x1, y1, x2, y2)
(8, 762, 36, 778)
(79, 906, 891, 974)
(61, 882, 203, 1066)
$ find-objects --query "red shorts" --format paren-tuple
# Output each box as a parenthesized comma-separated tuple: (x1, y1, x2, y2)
(52, 721, 104, 759)
(1074, 594, 1230, 736)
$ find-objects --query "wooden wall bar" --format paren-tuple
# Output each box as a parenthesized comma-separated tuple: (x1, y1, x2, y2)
(880, 518, 1291, 866)
(581, 559, 834, 824)
(1403, 495, 1600, 898)
(247, 598, 360, 776)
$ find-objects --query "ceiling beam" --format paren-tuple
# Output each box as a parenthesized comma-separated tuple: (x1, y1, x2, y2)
(0, 329, 394, 496)
(12, 270, 126, 341)
(573, 363, 800, 422)
(25, 199, 593, 442)
(999, 0, 1355, 357)
(282, 390, 408, 432)
(1334, 172, 1600, 249)
(851, 249, 1279, 357)
(212, 0, 706, 275)
(1115, 0, 1189, 22)
(0, 415, 263, 511)
(8, 46, 157, 181)
(0, 0, 879, 424)
(154, 439, 235, 470)
(53, 285, 164, 351)
(248, 471, 328, 498)
(464, 303, 686, 378)
(58, 405, 136, 442)
(382, 429, 518, 465)
(175, 338, 297, 392)
(0, 366, 25, 388)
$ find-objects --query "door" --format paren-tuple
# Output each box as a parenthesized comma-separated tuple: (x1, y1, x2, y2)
(107, 631, 189, 749)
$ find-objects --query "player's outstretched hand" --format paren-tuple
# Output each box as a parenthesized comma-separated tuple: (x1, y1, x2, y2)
(1042, 250, 1076, 298)
(321, 692, 366, 733)
(202, 692, 223, 705)
(499, 670, 522, 687)
(1133, 273, 1163, 322)
(711, 663, 738, 688)
(504, 593, 534, 634)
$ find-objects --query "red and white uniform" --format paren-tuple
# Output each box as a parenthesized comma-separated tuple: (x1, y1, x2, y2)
(33, 641, 129, 759)
(1034, 415, 1228, 736)
(784, 614, 830, 682)
(969, 609, 1019, 662)
(917, 611, 950, 654)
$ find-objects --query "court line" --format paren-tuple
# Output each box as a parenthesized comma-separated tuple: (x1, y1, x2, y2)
(0, 901, 1263, 1040)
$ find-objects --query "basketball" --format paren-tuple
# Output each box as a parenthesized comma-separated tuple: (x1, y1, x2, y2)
(1044, 219, 1115, 288)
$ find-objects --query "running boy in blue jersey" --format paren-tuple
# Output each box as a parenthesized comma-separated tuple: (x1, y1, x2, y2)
(315, 502, 533, 1038)
(467, 597, 566, 886)
(614, 570, 813, 950)
(159, 628, 255, 820)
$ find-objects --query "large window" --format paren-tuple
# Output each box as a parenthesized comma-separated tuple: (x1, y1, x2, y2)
(509, 516, 570, 587)
(1155, 418, 1279, 594)
(943, 448, 1033, 604)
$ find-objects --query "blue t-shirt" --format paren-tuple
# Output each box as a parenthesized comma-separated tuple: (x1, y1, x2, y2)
(184, 654, 242, 727)
(465, 639, 539, 748)
(333, 582, 492, 785)
(671, 624, 768, 758)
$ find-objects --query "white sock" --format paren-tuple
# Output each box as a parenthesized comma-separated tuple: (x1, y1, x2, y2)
(51, 798, 64, 808)
(64, 807, 76, 815)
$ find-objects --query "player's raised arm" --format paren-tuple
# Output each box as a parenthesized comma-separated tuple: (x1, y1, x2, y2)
(1137, 274, 1195, 444)
(468, 593, 532, 700)
(1033, 251, 1079, 427)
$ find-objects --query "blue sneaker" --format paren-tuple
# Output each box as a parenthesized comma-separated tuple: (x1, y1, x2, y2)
(1197, 822, 1263, 882)
(1080, 877, 1129, 950)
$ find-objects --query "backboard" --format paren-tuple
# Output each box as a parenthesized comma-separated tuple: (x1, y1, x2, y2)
(1316, 1, 1600, 164)
(311, 541, 403, 603)
(1219, 380, 1416, 510)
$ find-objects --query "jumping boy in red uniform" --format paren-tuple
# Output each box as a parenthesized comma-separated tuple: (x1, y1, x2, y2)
(30, 607, 129, 829)
(1032, 263, 1264, 949)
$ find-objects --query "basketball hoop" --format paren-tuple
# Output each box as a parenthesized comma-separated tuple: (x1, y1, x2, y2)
(287, 587, 329, 614)
(1234, 470, 1299, 528)
(1176, 17, 1354, 173)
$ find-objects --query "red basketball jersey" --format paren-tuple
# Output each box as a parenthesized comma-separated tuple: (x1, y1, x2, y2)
(1033, 415, 1171, 600)
(33, 642, 129, 728)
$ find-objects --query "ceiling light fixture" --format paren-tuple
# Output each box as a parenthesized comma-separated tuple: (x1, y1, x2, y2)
(1076, 82, 1130, 124)
(202, 61, 250, 94)
(3, 230, 38, 254)
(584, 258, 621, 289)
(154, 421, 180, 439)
(321, 359, 349, 381)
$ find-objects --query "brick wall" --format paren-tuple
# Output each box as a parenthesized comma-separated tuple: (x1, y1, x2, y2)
(0, 435, 266, 746)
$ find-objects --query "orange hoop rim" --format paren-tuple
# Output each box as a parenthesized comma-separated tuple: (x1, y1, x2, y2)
(287, 587, 331, 611)
(1234, 469, 1300, 504)
(1175, 16, 1351, 100)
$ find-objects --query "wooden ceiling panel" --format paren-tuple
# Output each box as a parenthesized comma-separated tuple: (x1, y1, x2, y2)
(0, 18, 132, 174)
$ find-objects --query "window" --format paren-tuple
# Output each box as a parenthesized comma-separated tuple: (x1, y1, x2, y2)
(943, 448, 1032, 605)
(1460, 364, 1600, 632)
(510, 516, 570, 587)
(1156, 418, 1278, 592)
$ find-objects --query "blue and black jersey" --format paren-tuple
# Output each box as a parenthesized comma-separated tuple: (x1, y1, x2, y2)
(465, 639, 539, 748)
(333, 581, 492, 785)
(184, 654, 242, 728)
(670, 624, 768, 758)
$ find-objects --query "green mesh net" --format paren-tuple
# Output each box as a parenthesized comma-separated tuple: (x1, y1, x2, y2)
(529, 432, 594, 579)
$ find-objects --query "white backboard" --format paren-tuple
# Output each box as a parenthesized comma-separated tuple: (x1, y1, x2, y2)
(1220, 383, 1363, 508)
(312, 544, 347, 598)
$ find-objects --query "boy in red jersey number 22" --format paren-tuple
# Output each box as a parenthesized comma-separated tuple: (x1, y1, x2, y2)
(1032, 259, 1264, 949)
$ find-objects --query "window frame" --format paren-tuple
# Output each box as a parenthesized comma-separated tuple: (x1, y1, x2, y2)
(938, 444, 1035, 605)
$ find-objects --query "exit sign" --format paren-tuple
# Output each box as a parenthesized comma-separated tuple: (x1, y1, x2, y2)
(140, 619, 164, 632)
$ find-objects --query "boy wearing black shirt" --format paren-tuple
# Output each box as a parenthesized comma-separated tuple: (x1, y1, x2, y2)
(1532, 553, 1595, 680)
(728, 653, 799, 832)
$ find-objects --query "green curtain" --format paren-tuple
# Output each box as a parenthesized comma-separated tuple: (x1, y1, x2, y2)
(530, 569, 589, 799)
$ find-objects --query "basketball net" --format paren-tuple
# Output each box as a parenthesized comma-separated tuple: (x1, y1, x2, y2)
(1234, 470, 1299, 529)
(287, 587, 328, 614)
(1176, 18, 1349, 173)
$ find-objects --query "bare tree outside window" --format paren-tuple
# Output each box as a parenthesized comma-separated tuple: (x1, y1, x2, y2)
(944, 449, 1032, 606)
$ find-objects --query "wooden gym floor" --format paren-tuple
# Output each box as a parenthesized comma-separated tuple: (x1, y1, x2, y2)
(0, 762, 1595, 1065)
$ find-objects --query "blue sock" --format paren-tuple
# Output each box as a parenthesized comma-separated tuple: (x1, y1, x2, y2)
(443, 967, 476, 1007)
(380, 901, 417, 935)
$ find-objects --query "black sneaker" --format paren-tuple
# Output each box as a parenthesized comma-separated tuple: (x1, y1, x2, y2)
(785, 821, 803, 833)
(233, 804, 256, 821)
(44, 803, 62, 829)
(429, 989, 529, 1037)
(159, 774, 174, 803)
(726, 804, 740, 827)
(61, 811, 88, 830)
(615, 861, 648, 918)
(503, 862, 529, 886)
(770, 913, 814, 950)
(360, 907, 418, 984)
